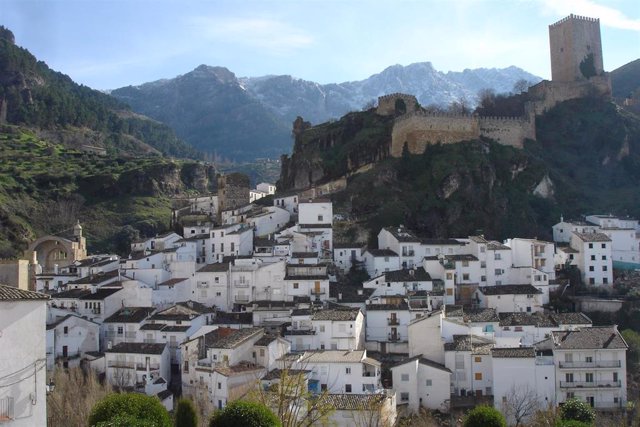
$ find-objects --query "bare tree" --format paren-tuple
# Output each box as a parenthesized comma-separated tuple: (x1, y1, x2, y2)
(503, 385, 541, 426)
(351, 393, 396, 427)
(47, 366, 112, 427)
(512, 79, 531, 94)
(247, 368, 335, 427)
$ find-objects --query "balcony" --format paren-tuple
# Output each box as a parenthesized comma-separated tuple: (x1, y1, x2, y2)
(387, 318, 400, 326)
(594, 401, 624, 411)
(234, 295, 250, 303)
(559, 380, 621, 389)
(559, 360, 621, 369)
(388, 333, 401, 342)
(233, 281, 250, 288)
(310, 290, 326, 296)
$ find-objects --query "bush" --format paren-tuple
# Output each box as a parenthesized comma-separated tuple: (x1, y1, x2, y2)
(88, 393, 172, 427)
(559, 398, 595, 424)
(463, 405, 507, 427)
(209, 400, 281, 427)
(175, 398, 198, 427)
(555, 420, 593, 427)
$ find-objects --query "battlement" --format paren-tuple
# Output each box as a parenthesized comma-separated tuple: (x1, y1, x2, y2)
(393, 110, 475, 123)
(550, 13, 599, 27)
(376, 93, 419, 116)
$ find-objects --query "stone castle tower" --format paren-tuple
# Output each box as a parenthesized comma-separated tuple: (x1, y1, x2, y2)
(549, 14, 604, 82)
(217, 172, 250, 219)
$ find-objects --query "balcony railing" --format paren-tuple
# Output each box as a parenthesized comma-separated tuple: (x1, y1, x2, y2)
(233, 281, 250, 288)
(559, 380, 621, 388)
(559, 360, 621, 369)
(310, 290, 326, 295)
(388, 333, 401, 342)
(235, 295, 250, 303)
(0, 396, 14, 421)
(387, 318, 400, 325)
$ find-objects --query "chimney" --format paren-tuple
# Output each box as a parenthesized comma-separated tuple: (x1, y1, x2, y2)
(107, 341, 112, 350)
(338, 293, 342, 301)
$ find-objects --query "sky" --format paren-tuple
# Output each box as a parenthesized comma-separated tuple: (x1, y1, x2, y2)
(1, 0, 639, 90)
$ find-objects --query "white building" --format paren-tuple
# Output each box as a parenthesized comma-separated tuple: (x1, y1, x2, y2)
(569, 232, 613, 285)
(257, 183, 276, 195)
(0, 285, 49, 427)
(46, 314, 100, 369)
(365, 300, 410, 354)
(246, 206, 290, 237)
(391, 355, 452, 412)
(285, 307, 365, 351)
(474, 284, 544, 314)
(194, 263, 230, 310)
(585, 215, 640, 268)
(444, 335, 495, 398)
(105, 342, 171, 390)
(505, 238, 556, 280)
(273, 193, 299, 216)
(208, 224, 253, 263)
(333, 243, 366, 273)
(363, 249, 400, 278)
(104, 306, 156, 349)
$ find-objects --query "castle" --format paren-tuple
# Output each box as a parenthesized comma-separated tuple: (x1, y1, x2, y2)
(382, 14, 612, 156)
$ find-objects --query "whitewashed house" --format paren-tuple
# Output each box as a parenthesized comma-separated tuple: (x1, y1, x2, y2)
(105, 342, 171, 390)
(569, 232, 613, 285)
(208, 224, 253, 263)
(246, 206, 290, 237)
(193, 262, 230, 310)
(333, 243, 366, 273)
(365, 300, 410, 354)
(585, 215, 640, 268)
(273, 192, 299, 215)
(0, 285, 49, 427)
(474, 284, 544, 314)
(391, 355, 452, 412)
(285, 307, 364, 352)
(505, 238, 556, 280)
(444, 335, 494, 398)
(46, 314, 100, 369)
(363, 249, 400, 278)
(103, 307, 155, 349)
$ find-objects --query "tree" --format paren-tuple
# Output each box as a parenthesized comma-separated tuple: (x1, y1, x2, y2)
(462, 405, 507, 427)
(88, 392, 172, 427)
(175, 398, 198, 427)
(502, 385, 541, 426)
(209, 400, 281, 427)
(621, 329, 640, 369)
(560, 398, 596, 424)
(512, 79, 530, 94)
(247, 368, 335, 427)
(579, 53, 597, 79)
(47, 367, 112, 427)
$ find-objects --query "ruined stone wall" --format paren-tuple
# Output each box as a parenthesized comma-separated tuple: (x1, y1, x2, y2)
(390, 112, 480, 156)
(377, 93, 419, 116)
(217, 173, 250, 217)
(549, 14, 603, 82)
(479, 115, 535, 148)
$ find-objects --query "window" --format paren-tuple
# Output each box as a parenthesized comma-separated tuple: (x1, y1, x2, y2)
(462, 273, 470, 281)
(216, 291, 222, 297)
(400, 392, 409, 402)
(588, 243, 593, 249)
(293, 283, 299, 289)
(401, 374, 409, 382)
(494, 253, 501, 260)
(260, 349, 265, 357)
(481, 275, 486, 282)
(602, 255, 607, 260)
(446, 288, 453, 296)
(601, 243, 606, 249)
(603, 278, 609, 284)
(565, 373, 574, 382)
(319, 325, 325, 332)
(117, 326, 124, 335)
(495, 269, 502, 276)
(63, 326, 68, 335)
(218, 382, 222, 389)
(589, 266, 594, 272)
(585, 373, 593, 383)
(426, 379, 432, 386)
(589, 278, 595, 285)
(446, 273, 453, 280)
(569, 254, 574, 260)
(591, 255, 596, 261)
(585, 356, 593, 363)
(321, 384, 327, 391)
(475, 372, 482, 380)
(183, 361, 189, 372)
(345, 384, 352, 393)
(603, 266, 608, 271)
(462, 260, 469, 267)
(480, 246, 486, 253)
(346, 367, 351, 374)
(231, 242, 235, 252)
(613, 372, 618, 382)
(474, 356, 482, 363)
(220, 243, 224, 252)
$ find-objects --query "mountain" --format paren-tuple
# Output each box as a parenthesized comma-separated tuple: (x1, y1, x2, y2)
(611, 58, 640, 99)
(112, 63, 541, 161)
(111, 65, 292, 162)
(0, 26, 198, 159)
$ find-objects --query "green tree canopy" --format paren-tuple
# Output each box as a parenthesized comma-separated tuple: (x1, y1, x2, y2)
(88, 392, 172, 427)
(463, 405, 507, 427)
(174, 398, 198, 427)
(209, 400, 281, 427)
(559, 398, 595, 424)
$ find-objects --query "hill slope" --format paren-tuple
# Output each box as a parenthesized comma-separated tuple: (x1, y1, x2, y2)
(0, 26, 198, 158)
(611, 58, 640, 99)
(279, 97, 640, 244)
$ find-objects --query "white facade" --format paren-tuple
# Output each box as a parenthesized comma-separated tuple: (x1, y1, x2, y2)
(391, 356, 451, 412)
(246, 206, 290, 237)
(0, 286, 49, 427)
(46, 314, 100, 369)
(274, 194, 299, 215)
(505, 238, 556, 280)
(208, 224, 253, 263)
(105, 343, 171, 389)
(569, 232, 613, 285)
(257, 183, 276, 195)
(363, 250, 400, 278)
(333, 245, 365, 273)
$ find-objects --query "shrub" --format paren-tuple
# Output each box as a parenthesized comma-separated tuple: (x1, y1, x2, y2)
(209, 400, 281, 427)
(555, 420, 593, 427)
(463, 405, 507, 427)
(559, 398, 595, 424)
(88, 392, 172, 427)
(175, 398, 198, 427)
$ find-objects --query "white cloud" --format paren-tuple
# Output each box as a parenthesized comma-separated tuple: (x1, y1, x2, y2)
(540, 0, 640, 31)
(189, 16, 313, 55)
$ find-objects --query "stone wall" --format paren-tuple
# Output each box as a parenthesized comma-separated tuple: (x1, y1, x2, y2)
(377, 93, 419, 116)
(390, 112, 479, 156)
(217, 173, 250, 217)
(549, 14, 603, 82)
(527, 75, 611, 115)
(478, 115, 535, 149)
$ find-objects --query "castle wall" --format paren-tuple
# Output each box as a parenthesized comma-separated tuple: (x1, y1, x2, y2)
(217, 173, 250, 218)
(528, 76, 611, 115)
(390, 113, 479, 156)
(549, 15, 603, 82)
(377, 93, 419, 116)
(479, 116, 535, 148)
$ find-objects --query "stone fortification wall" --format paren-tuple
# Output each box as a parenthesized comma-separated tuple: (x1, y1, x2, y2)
(549, 14, 603, 82)
(527, 75, 611, 115)
(479, 115, 535, 149)
(217, 173, 250, 217)
(390, 112, 479, 157)
(377, 93, 419, 116)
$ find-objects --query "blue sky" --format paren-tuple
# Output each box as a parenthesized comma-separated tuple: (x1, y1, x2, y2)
(2, 0, 639, 90)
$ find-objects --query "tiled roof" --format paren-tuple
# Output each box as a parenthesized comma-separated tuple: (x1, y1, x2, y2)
(549, 312, 592, 325)
(333, 242, 365, 249)
(491, 347, 535, 358)
(213, 311, 253, 324)
(330, 283, 374, 302)
(444, 335, 493, 354)
(157, 278, 189, 287)
(79, 287, 123, 300)
(262, 369, 311, 380)
(573, 232, 611, 242)
(444, 305, 498, 323)
(420, 238, 464, 245)
(284, 275, 329, 280)
(157, 390, 172, 400)
(487, 241, 511, 250)
(197, 263, 230, 273)
(478, 284, 542, 295)
(297, 350, 368, 364)
(551, 326, 627, 350)
(203, 327, 263, 349)
(67, 270, 119, 285)
(312, 307, 360, 321)
(366, 302, 409, 311)
(106, 342, 166, 355)
(291, 309, 312, 316)
(444, 305, 464, 318)
(392, 354, 451, 373)
(291, 252, 318, 258)
(499, 312, 555, 327)
(47, 314, 98, 329)
(0, 284, 49, 301)
(52, 288, 91, 299)
(255, 335, 278, 346)
(385, 268, 431, 282)
(104, 307, 155, 324)
(139, 323, 166, 331)
(215, 362, 265, 377)
(162, 325, 190, 332)
(367, 249, 398, 257)
(469, 235, 489, 243)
